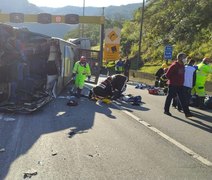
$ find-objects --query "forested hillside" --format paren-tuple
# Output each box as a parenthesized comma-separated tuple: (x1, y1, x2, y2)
(65, 0, 212, 65)
(121, 0, 212, 63)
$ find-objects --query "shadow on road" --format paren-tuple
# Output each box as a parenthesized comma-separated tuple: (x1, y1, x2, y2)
(0, 87, 116, 179)
(190, 109, 212, 124)
(112, 99, 150, 112)
(172, 113, 212, 133)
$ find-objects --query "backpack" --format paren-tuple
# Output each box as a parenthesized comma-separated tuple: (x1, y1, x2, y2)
(204, 96, 212, 109)
(189, 95, 199, 107)
(148, 87, 159, 95)
(131, 96, 142, 106)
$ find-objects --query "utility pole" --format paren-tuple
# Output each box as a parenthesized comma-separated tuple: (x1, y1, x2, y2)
(102, 7, 105, 16)
(83, 0, 85, 16)
(81, 0, 85, 37)
(99, 7, 105, 68)
(137, 0, 145, 70)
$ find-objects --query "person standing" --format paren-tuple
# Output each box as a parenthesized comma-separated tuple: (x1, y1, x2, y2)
(123, 56, 131, 80)
(164, 52, 193, 118)
(72, 56, 91, 98)
(183, 58, 196, 107)
(192, 57, 212, 109)
(115, 58, 124, 74)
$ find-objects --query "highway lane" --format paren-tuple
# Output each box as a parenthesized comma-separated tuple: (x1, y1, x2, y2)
(0, 82, 212, 180)
(124, 84, 212, 162)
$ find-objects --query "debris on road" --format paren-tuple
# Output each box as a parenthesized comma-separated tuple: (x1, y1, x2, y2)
(87, 152, 100, 158)
(51, 150, 58, 156)
(67, 100, 78, 106)
(23, 169, 38, 179)
(37, 161, 43, 166)
(58, 96, 76, 100)
(56, 112, 66, 116)
(135, 83, 149, 89)
(121, 95, 142, 106)
(52, 152, 58, 156)
(68, 131, 76, 138)
(3, 117, 16, 122)
(0, 148, 5, 153)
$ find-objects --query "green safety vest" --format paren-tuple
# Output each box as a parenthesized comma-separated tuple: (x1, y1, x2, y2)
(196, 62, 212, 84)
(73, 61, 91, 77)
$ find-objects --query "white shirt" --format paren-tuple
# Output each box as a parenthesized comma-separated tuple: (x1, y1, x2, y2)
(184, 65, 196, 88)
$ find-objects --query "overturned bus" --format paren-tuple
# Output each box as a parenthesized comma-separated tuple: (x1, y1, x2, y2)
(0, 23, 80, 113)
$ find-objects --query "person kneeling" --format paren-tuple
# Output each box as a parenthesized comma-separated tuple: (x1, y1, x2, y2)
(89, 77, 114, 102)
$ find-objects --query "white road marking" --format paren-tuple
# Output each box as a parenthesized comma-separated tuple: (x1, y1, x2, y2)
(113, 103, 212, 167)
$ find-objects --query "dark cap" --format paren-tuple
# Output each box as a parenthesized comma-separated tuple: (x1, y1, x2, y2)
(177, 52, 186, 60)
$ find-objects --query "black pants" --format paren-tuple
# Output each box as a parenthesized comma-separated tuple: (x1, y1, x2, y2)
(172, 95, 182, 110)
(93, 86, 109, 98)
(124, 70, 129, 80)
(182, 86, 192, 107)
(164, 85, 191, 115)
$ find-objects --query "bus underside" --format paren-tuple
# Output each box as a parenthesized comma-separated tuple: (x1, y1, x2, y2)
(0, 24, 60, 113)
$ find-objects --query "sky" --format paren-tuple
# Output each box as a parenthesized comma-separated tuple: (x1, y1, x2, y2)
(28, 0, 142, 8)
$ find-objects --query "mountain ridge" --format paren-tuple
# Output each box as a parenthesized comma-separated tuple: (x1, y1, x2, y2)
(0, 0, 140, 38)
(0, 0, 140, 19)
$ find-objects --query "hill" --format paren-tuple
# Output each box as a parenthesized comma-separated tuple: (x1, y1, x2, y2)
(0, 0, 140, 38)
(39, 4, 140, 20)
(121, 0, 212, 62)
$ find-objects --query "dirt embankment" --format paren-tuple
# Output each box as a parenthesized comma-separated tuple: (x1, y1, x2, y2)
(129, 70, 212, 95)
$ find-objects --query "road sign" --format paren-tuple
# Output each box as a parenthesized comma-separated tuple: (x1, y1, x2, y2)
(0, 13, 105, 24)
(164, 45, 173, 60)
(55, 16, 62, 23)
(10, 13, 24, 23)
(105, 28, 121, 44)
(104, 44, 120, 60)
(37, 13, 52, 24)
(65, 14, 79, 24)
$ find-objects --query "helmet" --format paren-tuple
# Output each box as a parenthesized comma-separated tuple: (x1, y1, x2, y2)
(161, 63, 168, 69)
(177, 52, 186, 60)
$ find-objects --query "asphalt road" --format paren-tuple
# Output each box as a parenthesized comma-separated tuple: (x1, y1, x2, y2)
(0, 80, 212, 180)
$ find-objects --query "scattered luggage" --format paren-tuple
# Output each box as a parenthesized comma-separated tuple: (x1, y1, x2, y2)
(135, 83, 149, 89)
(121, 94, 142, 106)
(148, 86, 167, 95)
(204, 96, 212, 109)
(189, 95, 199, 107)
(67, 100, 78, 106)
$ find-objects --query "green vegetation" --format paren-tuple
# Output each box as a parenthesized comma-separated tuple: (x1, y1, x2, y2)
(64, 19, 124, 47)
(207, 73, 212, 81)
(121, 0, 212, 62)
(64, 0, 212, 81)
(140, 65, 161, 74)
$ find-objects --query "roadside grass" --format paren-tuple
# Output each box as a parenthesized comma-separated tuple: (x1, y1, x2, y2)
(91, 45, 100, 51)
(140, 65, 161, 75)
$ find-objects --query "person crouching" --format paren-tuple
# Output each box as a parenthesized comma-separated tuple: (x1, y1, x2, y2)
(89, 76, 114, 100)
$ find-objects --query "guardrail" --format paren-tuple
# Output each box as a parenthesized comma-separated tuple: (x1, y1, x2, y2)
(129, 70, 212, 94)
